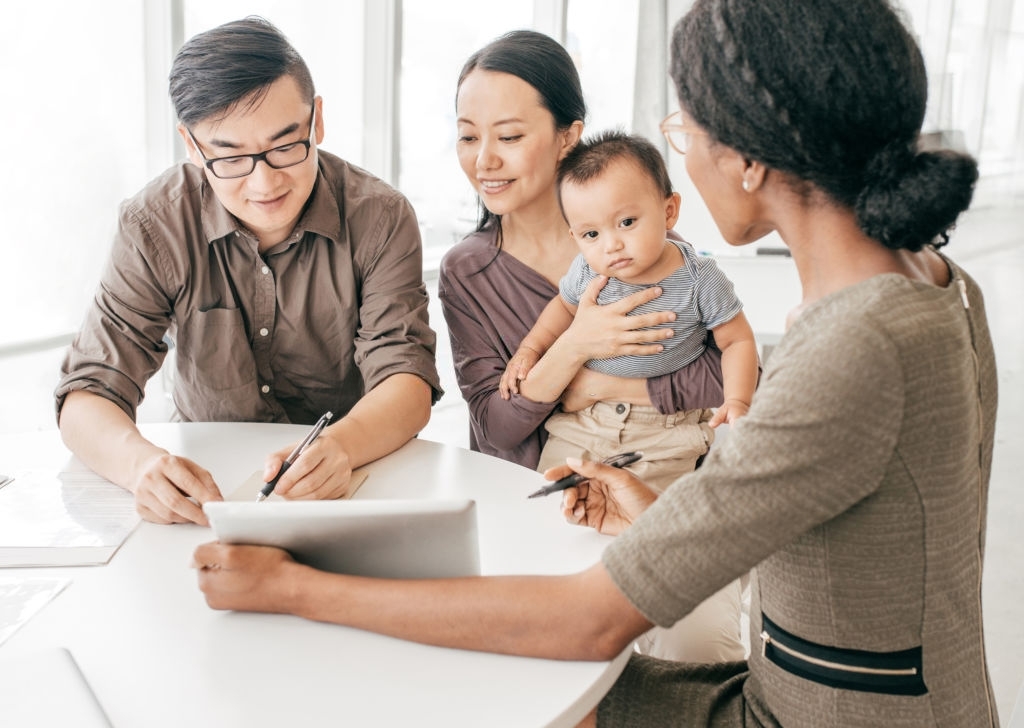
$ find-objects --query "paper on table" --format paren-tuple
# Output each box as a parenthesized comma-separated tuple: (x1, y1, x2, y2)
(0, 576, 70, 646)
(226, 468, 370, 501)
(0, 646, 113, 727)
(0, 470, 140, 567)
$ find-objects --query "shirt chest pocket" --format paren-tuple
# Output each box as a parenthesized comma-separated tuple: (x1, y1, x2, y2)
(176, 307, 257, 391)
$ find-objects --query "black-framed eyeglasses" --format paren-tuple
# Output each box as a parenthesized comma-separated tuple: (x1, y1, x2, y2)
(186, 106, 316, 179)
(659, 111, 703, 155)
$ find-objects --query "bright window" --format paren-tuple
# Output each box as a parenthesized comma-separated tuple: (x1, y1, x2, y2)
(567, 0, 640, 134)
(0, 1, 148, 347)
(398, 1, 533, 266)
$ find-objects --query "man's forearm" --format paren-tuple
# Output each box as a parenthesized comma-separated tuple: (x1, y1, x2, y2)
(58, 391, 166, 494)
(326, 373, 432, 468)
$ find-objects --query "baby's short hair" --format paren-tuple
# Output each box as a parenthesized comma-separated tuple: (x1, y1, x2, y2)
(557, 130, 674, 209)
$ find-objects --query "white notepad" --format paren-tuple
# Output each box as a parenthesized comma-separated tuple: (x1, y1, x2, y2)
(0, 470, 139, 567)
(225, 468, 369, 502)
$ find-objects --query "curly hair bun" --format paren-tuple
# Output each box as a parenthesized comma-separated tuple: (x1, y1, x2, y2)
(670, 0, 979, 251)
(857, 148, 979, 251)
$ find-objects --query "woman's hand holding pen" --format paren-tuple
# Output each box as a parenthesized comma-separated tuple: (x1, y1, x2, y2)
(263, 425, 355, 500)
(547, 458, 658, 536)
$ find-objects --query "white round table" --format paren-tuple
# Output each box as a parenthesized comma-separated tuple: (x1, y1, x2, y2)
(0, 423, 629, 728)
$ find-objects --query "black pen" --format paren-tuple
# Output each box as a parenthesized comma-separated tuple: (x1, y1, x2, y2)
(257, 411, 333, 501)
(527, 451, 643, 498)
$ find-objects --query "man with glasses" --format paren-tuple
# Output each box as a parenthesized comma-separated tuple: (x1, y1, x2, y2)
(55, 17, 442, 525)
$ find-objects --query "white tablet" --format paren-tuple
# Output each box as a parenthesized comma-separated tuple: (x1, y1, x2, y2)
(204, 499, 480, 579)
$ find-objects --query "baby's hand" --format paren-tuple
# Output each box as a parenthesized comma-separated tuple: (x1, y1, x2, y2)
(708, 398, 750, 428)
(499, 347, 541, 399)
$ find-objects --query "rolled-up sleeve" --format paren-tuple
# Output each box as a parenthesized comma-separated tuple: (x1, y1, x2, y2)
(55, 201, 174, 422)
(646, 340, 726, 414)
(350, 190, 442, 403)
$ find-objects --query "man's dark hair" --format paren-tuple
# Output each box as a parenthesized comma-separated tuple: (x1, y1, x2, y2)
(169, 16, 315, 128)
(557, 130, 674, 216)
(671, 0, 977, 251)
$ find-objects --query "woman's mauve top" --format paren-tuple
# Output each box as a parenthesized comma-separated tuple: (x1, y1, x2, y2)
(438, 226, 725, 469)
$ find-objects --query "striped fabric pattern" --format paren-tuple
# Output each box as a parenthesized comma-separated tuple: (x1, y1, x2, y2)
(559, 239, 742, 378)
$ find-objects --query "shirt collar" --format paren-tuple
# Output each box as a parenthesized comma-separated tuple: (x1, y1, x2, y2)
(199, 158, 344, 248)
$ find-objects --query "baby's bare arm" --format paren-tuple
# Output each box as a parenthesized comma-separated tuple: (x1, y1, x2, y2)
(521, 295, 577, 356)
(708, 311, 759, 427)
(499, 296, 577, 399)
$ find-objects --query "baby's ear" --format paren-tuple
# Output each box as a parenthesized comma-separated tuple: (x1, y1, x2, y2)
(664, 192, 682, 228)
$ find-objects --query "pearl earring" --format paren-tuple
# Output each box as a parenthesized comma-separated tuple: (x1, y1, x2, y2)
(742, 179, 751, 192)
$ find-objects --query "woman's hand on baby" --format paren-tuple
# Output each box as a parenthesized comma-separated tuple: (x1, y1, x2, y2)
(566, 276, 675, 360)
(499, 346, 541, 399)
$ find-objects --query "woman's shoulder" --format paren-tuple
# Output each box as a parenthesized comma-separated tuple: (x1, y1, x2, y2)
(440, 227, 500, 279)
(786, 271, 967, 363)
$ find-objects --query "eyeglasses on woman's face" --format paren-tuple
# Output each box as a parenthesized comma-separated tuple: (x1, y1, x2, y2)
(659, 111, 705, 155)
(186, 106, 316, 179)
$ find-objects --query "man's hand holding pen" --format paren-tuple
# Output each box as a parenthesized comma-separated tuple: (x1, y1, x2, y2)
(262, 431, 354, 501)
(260, 412, 359, 501)
(540, 456, 658, 537)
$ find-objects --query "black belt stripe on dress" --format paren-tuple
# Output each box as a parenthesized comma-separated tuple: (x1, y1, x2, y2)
(760, 613, 928, 696)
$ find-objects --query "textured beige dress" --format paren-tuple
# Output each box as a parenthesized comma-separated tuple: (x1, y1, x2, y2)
(600, 258, 999, 727)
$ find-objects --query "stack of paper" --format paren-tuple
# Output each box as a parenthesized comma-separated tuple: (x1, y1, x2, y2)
(0, 470, 139, 567)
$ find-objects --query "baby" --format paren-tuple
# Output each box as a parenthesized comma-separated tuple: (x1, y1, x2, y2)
(501, 130, 759, 664)
(501, 130, 759, 489)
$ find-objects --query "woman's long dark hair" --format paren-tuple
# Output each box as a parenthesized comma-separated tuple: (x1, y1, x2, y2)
(671, 0, 977, 251)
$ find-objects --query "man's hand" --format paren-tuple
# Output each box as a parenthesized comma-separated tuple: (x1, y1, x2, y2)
(132, 452, 222, 525)
(59, 392, 222, 525)
(263, 429, 355, 500)
(547, 457, 658, 535)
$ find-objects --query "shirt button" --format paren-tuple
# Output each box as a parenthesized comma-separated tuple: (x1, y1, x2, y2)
(615, 404, 626, 414)
(261, 385, 270, 394)
(259, 327, 269, 337)
(261, 265, 270, 274)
